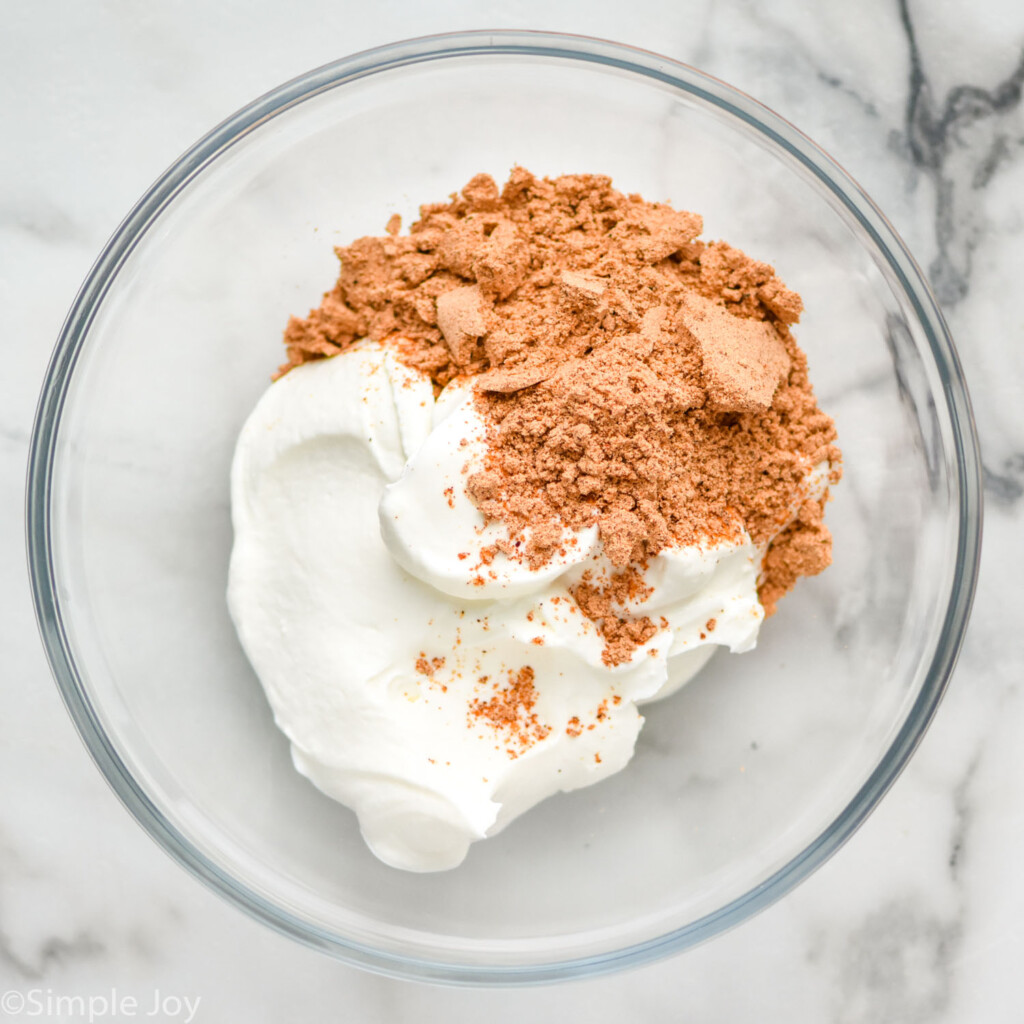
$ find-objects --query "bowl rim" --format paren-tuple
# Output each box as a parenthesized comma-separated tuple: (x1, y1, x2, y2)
(26, 29, 983, 985)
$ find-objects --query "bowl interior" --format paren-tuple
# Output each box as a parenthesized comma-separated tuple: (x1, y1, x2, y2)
(37, 42, 974, 977)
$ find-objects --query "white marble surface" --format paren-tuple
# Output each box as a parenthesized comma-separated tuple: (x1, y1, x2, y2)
(2, 0, 1023, 1020)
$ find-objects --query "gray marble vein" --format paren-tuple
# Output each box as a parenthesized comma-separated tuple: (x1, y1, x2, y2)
(983, 454, 1024, 507)
(898, 0, 1024, 306)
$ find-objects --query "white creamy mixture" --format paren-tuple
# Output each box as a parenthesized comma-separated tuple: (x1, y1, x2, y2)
(228, 339, 815, 872)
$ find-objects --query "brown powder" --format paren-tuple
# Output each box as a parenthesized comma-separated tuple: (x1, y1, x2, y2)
(468, 666, 551, 758)
(757, 497, 834, 616)
(569, 566, 658, 667)
(414, 653, 445, 676)
(280, 168, 842, 658)
(680, 294, 791, 414)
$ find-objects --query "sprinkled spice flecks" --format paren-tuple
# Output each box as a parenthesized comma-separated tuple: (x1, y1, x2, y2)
(468, 666, 551, 759)
(570, 567, 659, 667)
(414, 653, 446, 676)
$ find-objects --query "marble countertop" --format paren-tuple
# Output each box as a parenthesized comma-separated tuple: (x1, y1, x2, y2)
(2, 1, 1022, 1020)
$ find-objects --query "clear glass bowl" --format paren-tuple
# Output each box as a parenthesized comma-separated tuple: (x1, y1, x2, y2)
(27, 32, 982, 984)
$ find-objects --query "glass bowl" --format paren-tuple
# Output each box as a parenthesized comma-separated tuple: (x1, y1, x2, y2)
(27, 32, 982, 984)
